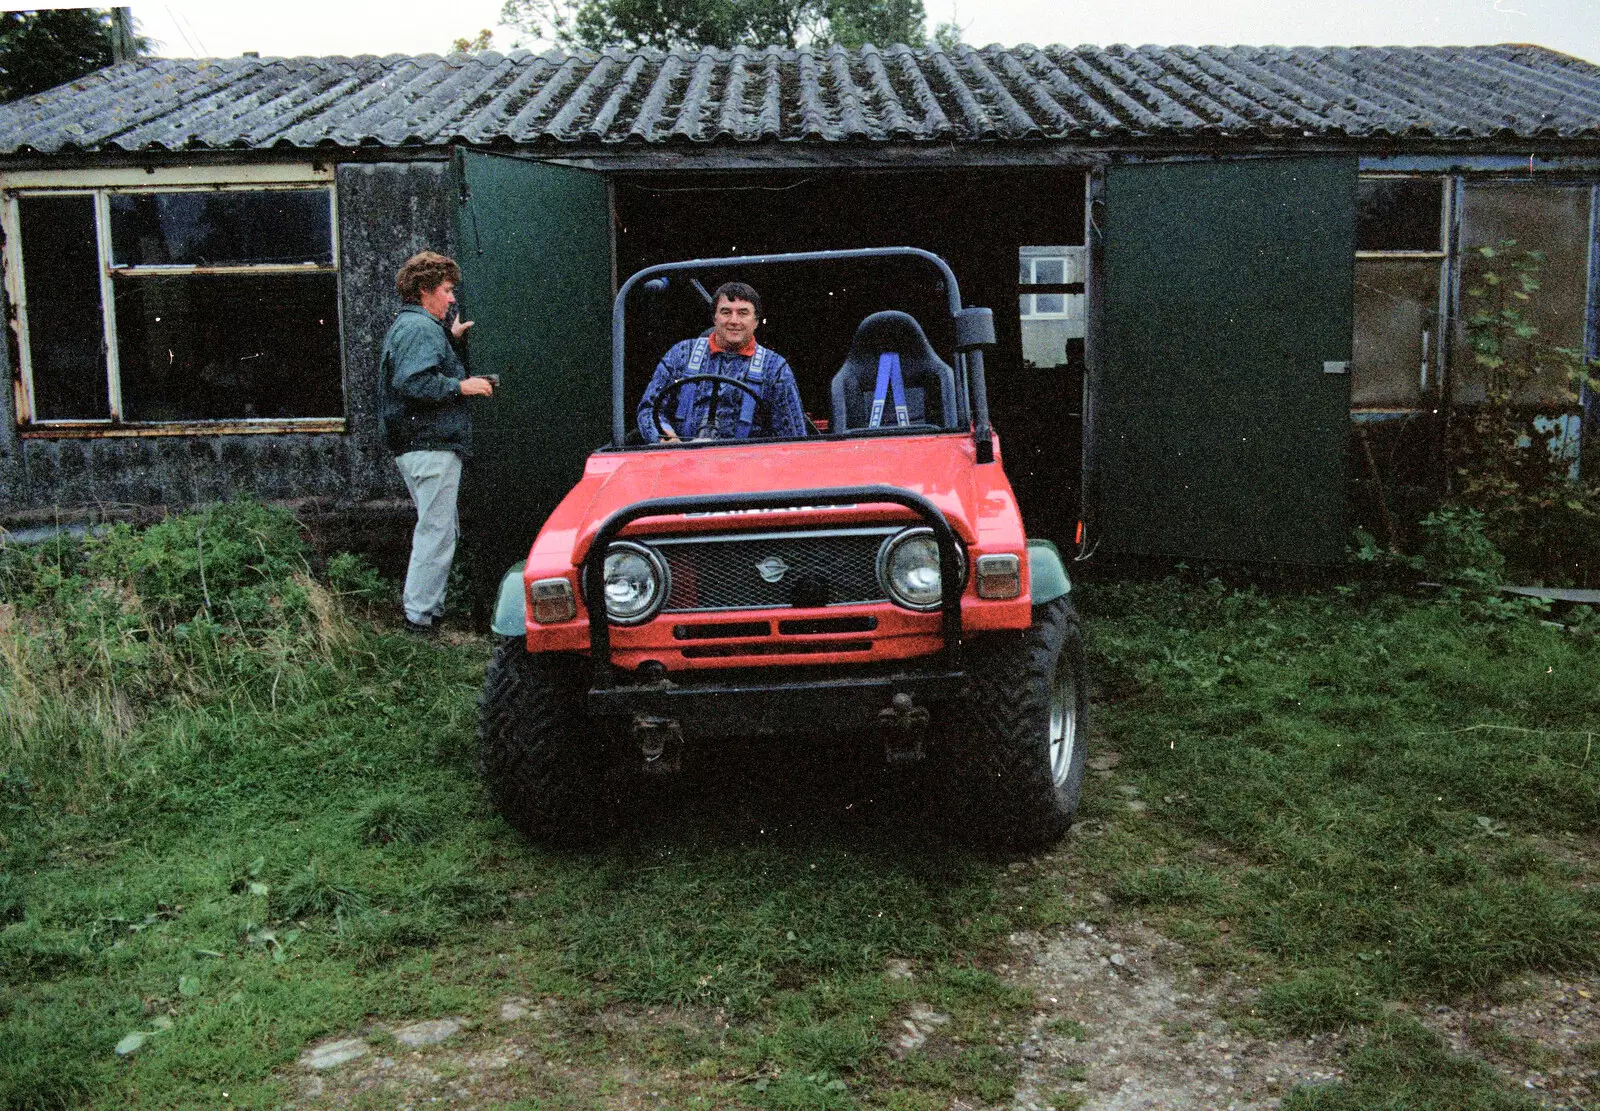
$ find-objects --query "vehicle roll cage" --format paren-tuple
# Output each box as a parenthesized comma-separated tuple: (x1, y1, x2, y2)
(611, 247, 996, 462)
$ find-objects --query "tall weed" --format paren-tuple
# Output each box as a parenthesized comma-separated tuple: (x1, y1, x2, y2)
(0, 501, 362, 801)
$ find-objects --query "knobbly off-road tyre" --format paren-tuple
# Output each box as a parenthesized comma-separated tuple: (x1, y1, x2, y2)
(940, 595, 1087, 852)
(478, 638, 616, 846)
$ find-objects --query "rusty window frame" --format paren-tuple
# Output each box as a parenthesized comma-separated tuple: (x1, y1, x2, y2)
(3, 171, 344, 434)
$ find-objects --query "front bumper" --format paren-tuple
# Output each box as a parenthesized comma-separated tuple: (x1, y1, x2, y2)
(588, 662, 966, 738)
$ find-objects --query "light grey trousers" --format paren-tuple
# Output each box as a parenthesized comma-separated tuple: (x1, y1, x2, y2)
(395, 450, 462, 626)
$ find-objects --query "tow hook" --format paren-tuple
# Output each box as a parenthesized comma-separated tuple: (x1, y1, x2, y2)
(878, 692, 929, 765)
(632, 714, 683, 775)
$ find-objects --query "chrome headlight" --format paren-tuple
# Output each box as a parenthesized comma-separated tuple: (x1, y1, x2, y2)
(602, 541, 669, 625)
(877, 527, 954, 611)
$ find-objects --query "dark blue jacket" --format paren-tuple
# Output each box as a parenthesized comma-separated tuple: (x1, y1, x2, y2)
(378, 305, 471, 457)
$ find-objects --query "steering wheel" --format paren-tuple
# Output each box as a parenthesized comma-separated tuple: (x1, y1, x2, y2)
(650, 374, 769, 441)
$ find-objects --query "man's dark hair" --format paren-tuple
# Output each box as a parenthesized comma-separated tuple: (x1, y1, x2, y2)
(396, 250, 462, 304)
(712, 281, 761, 319)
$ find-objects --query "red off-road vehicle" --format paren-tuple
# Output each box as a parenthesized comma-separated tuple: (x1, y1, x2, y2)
(479, 248, 1085, 849)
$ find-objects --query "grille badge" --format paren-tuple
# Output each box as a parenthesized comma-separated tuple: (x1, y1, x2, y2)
(755, 556, 791, 583)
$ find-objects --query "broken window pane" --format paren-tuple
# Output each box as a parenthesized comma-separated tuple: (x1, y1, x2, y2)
(18, 194, 109, 420)
(1018, 245, 1085, 370)
(112, 272, 341, 421)
(108, 189, 333, 267)
(1356, 178, 1444, 252)
(1452, 184, 1592, 406)
(1352, 258, 1443, 407)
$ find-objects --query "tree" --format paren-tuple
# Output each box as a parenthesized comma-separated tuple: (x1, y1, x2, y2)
(452, 28, 496, 54)
(826, 0, 927, 49)
(0, 8, 149, 103)
(930, 2, 965, 50)
(931, 21, 962, 50)
(500, 0, 928, 52)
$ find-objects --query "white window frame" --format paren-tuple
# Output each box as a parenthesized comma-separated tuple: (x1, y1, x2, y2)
(1018, 249, 1084, 321)
(1, 163, 344, 436)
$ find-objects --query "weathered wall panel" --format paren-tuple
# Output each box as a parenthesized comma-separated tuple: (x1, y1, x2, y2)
(11, 434, 351, 513)
(335, 160, 455, 501)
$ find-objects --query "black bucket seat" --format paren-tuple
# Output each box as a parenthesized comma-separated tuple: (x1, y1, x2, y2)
(829, 310, 959, 433)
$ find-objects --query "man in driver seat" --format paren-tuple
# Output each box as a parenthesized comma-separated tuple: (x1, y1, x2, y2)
(637, 281, 807, 443)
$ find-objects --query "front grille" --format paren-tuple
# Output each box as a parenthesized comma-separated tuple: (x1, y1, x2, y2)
(650, 527, 895, 612)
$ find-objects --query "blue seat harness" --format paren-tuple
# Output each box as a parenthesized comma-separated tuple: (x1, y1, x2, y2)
(672, 337, 769, 439)
(868, 352, 909, 428)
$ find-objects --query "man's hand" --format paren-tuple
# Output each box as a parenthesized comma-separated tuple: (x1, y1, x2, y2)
(451, 317, 474, 341)
(459, 376, 495, 397)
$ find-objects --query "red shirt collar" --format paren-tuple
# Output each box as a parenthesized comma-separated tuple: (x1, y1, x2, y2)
(708, 333, 757, 357)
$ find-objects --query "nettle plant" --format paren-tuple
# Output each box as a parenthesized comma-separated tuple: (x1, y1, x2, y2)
(1453, 240, 1600, 584)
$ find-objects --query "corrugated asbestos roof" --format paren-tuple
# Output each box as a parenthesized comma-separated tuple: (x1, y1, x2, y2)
(2, 42, 1598, 154)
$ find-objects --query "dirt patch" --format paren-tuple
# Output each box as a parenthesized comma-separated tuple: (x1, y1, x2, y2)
(286, 999, 733, 1110)
(1005, 919, 1344, 1111)
(278, 928, 1598, 1111)
(277, 788, 1598, 1111)
(1414, 975, 1600, 1110)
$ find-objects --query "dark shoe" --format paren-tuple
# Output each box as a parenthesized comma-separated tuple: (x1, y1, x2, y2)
(404, 617, 439, 639)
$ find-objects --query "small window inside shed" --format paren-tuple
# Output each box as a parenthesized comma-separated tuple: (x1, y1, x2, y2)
(1352, 177, 1447, 411)
(1018, 245, 1085, 370)
(18, 195, 108, 421)
(1357, 177, 1444, 252)
(1452, 184, 1593, 407)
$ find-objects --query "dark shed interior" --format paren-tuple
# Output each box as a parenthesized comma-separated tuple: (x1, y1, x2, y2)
(612, 168, 1088, 543)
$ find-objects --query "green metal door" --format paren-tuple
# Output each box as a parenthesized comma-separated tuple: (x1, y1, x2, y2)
(451, 149, 613, 595)
(1087, 157, 1356, 563)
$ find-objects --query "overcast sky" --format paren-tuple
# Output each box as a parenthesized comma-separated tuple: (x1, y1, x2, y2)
(11, 1, 1600, 64)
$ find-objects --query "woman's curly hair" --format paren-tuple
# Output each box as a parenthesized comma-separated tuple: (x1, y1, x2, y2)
(395, 251, 461, 304)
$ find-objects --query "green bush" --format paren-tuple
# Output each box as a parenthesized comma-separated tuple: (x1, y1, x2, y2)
(325, 551, 390, 604)
(81, 500, 313, 631)
(1449, 242, 1600, 585)
(1417, 506, 1504, 589)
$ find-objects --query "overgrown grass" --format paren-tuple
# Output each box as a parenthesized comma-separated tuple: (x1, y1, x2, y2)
(5, 507, 1598, 1109)
(1078, 571, 1600, 1105)
(1, 503, 1027, 1110)
(0, 501, 349, 801)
